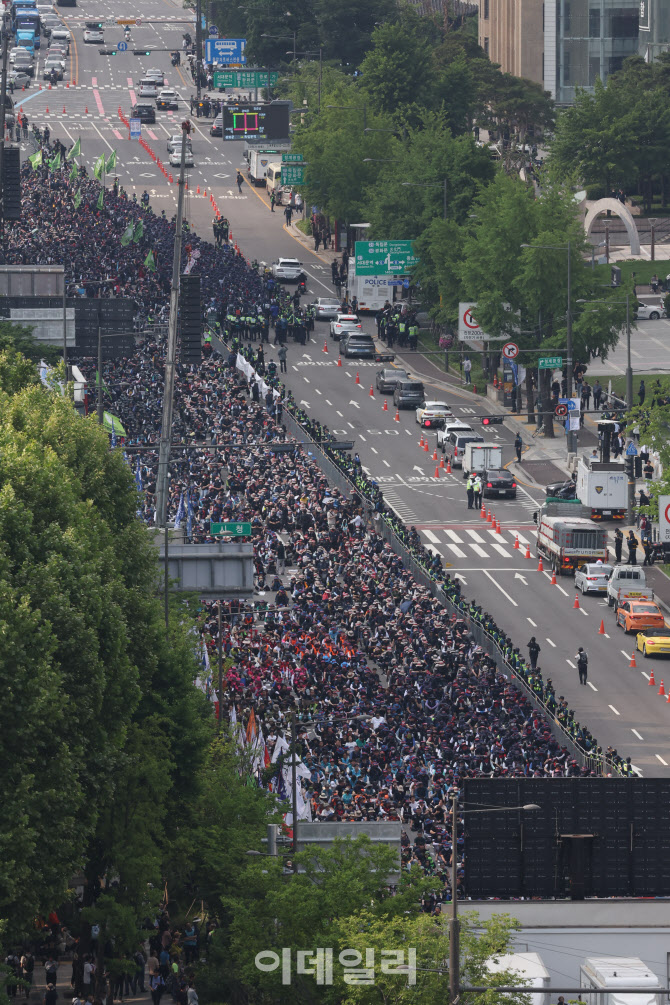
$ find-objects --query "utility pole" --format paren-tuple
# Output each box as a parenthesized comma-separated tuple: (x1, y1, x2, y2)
(290, 712, 298, 872)
(0, 29, 10, 239)
(566, 239, 576, 455)
(195, 0, 202, 102)
(97, 321, 104, 424)
(448, 792, 459, 1005)
(156, 120, 191, 527)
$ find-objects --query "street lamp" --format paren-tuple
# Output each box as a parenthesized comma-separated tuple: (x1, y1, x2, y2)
(287, 48, 322, 112)
(521, 241, 576, 453)
(402, 179, 447, 220)
(449, 799, 540, 1005)
(261, 30, 296, 60)
(649, 217, 658, 262)
(326, 102, 367, 131)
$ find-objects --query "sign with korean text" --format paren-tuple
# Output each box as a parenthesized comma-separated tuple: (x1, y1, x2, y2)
(213, 69, 278, 88)
(205, 37, 246, 65)
(281, 164, 304, 184)
(457, 302, 489, 343)
(539, 355, 563, 369)
(354, 240, 419, 277)
(210, 521, 252, 537)
(282, 152, 303, 162)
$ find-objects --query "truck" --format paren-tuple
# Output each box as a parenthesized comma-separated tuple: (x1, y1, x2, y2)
(486, 953, 550, 1005)
(606, 565, 653, 608)
(576, 457, 627, 520)
(534, 500, 608, 575)
(14, 29, 35, 54)
(462, 442, 503, 478)
(580, 956, 662, 1005)
(248, 148, 282, 186)
(346, 259, 397, 313)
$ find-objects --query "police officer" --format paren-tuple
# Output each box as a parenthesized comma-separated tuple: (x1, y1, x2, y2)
(528, 636, 541, 670)
(473, 473, 482, 511)
(466, 473, 475, 509)
(514, 432, 523, 463)
(576, 647, 588, 685)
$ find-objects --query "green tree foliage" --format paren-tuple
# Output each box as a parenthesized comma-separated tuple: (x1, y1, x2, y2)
(359, 14, 438, 118)
(0, 320, 60, 365)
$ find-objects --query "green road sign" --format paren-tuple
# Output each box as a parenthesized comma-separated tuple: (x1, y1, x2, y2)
(210, 521, 252, 536)
(282, 152, 303, 162)
(354, 240, 419, 276)
(281, 164, 305, 184)
(213, 70, 278, 88)
(538, 355, 563, 369)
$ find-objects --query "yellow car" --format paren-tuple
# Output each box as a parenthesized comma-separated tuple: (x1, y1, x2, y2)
(636, 629, 670, 657)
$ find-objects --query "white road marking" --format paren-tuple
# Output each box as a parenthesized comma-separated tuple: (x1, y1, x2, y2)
(609, 704, 620, 715)
(446, 544, 467, 558)
(466, 529, 485, 543)
(445, 530, 463, 544)
(470, 544, 488, 558)
(546, 638, 556, 647)
(527, 617, 537, 627)
(336, 411, 343, 417)
(640, 671, 650, 680)
(490, 543, 511, 557)
(482, 569, 518, 607)
(632, 729, 644, 740)
(347, 422, 354, 429)
(424, 530, 441, 544)
(566, 660, 576, 668)
(315, 388, 322, 395)
(620, 649, 630, 658)
(359, 434, 366, 441)
(579, 608, 589, 616)
(370, 446, 378, 454)
(656, 754, 668, 766)
(325, 399, 332, 405)
(514, 531, 531, 544)
(382, 459, 390, 467)
(587, 682, 598, 691)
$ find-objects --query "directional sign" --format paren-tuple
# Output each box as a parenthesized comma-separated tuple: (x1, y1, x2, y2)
(555, 403, 568, 417)
(502, 341, 519, 360)
(116, 18, 136, 24)
(282, 152, 304, 162)
(659, 495, 670, 542)
(129, 117, 141, 138)
(539, 355, 562, 369)
(354, 240, 419, 277)
(117, 40, 128, 51)
(281, 164, 304, 185)
(213, 70, 277, 88)
(210, 521, 252, 537)
(206, 37, 246, 65)
(209, 24, 218, 35)
(626, 441, 638, 456)
(458, 302, 489, 343)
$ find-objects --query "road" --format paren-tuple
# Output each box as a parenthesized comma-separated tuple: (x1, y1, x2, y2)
(30, 4, 670, 776)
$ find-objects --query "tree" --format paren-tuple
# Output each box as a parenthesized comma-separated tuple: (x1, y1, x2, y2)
(359, 14, 438, 119)
(0, 320, 60, 365)
(314, 0, 398, 66)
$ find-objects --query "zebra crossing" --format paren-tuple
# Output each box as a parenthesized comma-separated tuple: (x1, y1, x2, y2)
(420, 526, 532, 561)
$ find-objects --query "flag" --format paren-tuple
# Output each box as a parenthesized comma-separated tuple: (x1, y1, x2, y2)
(133, 219, 143, 243)
(120, 222, 134, 246)
(186, 490, 193, 538)
(69, 163, 77, 184)
(29, 150, 42, 170)
(73, 189, 82, 209)
(49, 151, 61, 172)
(144, 250, 156, 272)
(105, 149, 116, 173)
(93, 154, 104, 179)
(173, 491, 185, 529)
(110, 421, 117, 450)
(97, 189, 104, 211)
(67, 137, 81, 160)
(135, 460, 143, 492)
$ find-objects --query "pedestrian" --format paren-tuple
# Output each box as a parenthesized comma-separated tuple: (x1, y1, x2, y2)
(643, 538, 654, 567)
(638, 380, 646, 406)
(186, 983, 198, 1005)
(614, 527, 623, 563)
(528, 636, 541, 671)
(44, 985, 58, 1005)
(314, 230, 321, 252)
(514, 432, 523, 463)
(45, 956, 59, 988)
(466, 473, 475, 509)
(133, 949, 146, 994)
(473, 473, 482, 511)
(21, 950, 34, 998)
(627, 529, 638, 565)
(236, 171, 243, 194)
(576, 647, 588, 685)
(277, 344, 287, 373)
(150, 973, 165, 1005)
(270, 191, 275, 212)
(463, 355, 472, 384)
(284, 205, 292, 227)
(592, 379, 602, 410)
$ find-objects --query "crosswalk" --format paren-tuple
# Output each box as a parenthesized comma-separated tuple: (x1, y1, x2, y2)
(421, 526, 532, 561)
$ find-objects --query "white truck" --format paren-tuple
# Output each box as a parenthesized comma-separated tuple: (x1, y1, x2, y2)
(346, 260, 397, 313)
(576, 457, 627, 521)
(534, 500, 609, 576)
(580, 956, 662, 1005)
(462, 443, 503, 478)
(606, 564, 654, 608)
(248, 149, 281, 186)
(486, 953, 550, 1005)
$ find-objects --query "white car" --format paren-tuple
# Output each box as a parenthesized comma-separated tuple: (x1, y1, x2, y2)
(330, 313, 361, 339)
(272, 258, 304, 281)
(83, 28, 104, 42)
(145, 68, 166, 85)
(311, 297, 341, 320)
(169, 148, 194, 167)
(166, 133, 192, 153)
(574, 561, 613, 595)
(50, 26, 71, 39)
(416, 400, 454, 428)
(156, 88, 179, 109)
(10, 48, 34, 64)
(138, 81, 158, 98)
(436, 420, 475, 448)
(635, 302, 666, 321)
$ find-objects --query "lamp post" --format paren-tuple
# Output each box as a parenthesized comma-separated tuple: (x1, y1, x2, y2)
(401, 179, 447, 220)
(326, 102, 367, 131)
(649, 217, 657, 262)
(261, 30, 296, 60)
(449, 799, 540, 1005)
(287, 48, 322, 111)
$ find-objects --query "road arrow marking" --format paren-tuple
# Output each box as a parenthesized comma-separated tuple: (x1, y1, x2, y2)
(514, 573, 528, 585)
(455, 574, 467, 585)
(413, 466, 424, 474)
(348, 400, 360, 408)
(299, 399, 310, 408)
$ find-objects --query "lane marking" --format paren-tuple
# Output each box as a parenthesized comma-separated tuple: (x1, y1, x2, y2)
(566, 659, 576, 668)
(490, 543, 511, 557)
(640, 671, 650, 680)
(546, 638, 556, 647)
(482, 569, 518, 607)
(579, 608, 589, 616)
(466, 529, 485, 544)
(470, 543, 488, 558)
(632, 729, 644, 740)
(446, 544, 467, 558)
(656, 754, 668, 766)
(336, 410, 343, 417)
(527, 617, 537, 626)
(445, 530, 463, 544)
(424, 530, 441, 544)
(370, 446, 378, 454)
(587, 682, 598, 691)
(620, 649, 630, 658)
(382, 459, 390, 467)
(609, 704, 620, 715)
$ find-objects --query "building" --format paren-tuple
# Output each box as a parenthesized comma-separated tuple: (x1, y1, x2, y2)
(478, 0, 641, 104)
(638, 0, 670, 61)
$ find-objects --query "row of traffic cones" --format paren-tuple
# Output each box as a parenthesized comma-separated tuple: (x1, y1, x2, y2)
(645, 669, 670, 700)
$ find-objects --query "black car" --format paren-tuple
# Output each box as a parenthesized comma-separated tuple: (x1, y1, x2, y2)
(134, 103, 156, 123)
(341, 334, 375, 358)
(210, 115, 223, 137)
(376, 367, 409, 393)
(393, 380, 425, 409)
(546, 478, 576, 499)
(482, 468, 517, 499)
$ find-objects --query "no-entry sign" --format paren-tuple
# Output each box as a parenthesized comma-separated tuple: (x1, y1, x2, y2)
(555, 402, 568, 417)
(659, 495, 670, 542)
(502, 341, 519, 360)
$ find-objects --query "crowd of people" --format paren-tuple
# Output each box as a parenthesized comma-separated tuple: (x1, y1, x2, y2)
(0, 147, 633, 908)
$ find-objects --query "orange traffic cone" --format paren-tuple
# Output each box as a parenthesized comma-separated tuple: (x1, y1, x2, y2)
(197, 185, 200, 194)
(629, 651, 637, 668)
(599, 619, 605, 635)
(446, 459, 452, 473)
(337, 356, 342, 367)
(62, 106, 66, 113)
(551, 570, 557, 584)
(440, 456, 445, 469)
(323, 340, 328, 353)
(666, 691, 670, 703)
(203, 189, 207, 197)
(659, 679, 666, 696)
(419, 434, 425, 448)
(423, 439, 429, 452)
(487, 509, 492, 523)
(45, 105, 49, 113)
(496, 520, 502, 534)
(481, 505, 486, 519)
(355, 372, 360, 385)
(85, 106, 88, 114)
(394, 409, 400, 422)
(573, 593, 580, 609)
(525, 544, 531, 559)
(432, 447, 437, 460)
(537, 558, 543, 572)
(649, 669, 656, 686)
(369, 385, 374, 398)
(514, 534, 519, 550)
(383, 398, 388, 411)
(48, 83, 51, 90)
(434, 465, 440, 479)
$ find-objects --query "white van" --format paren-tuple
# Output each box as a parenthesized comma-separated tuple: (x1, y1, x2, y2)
(265, 163, 282, 194)
(138, 78, 158, 98)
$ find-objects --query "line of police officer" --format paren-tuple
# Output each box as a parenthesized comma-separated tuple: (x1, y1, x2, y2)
(376, 302, 419, 349)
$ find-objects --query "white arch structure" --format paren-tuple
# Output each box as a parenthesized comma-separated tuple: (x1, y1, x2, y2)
(583, 198, 641, 256)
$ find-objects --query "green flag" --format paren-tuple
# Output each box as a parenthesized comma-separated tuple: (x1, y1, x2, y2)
(93, 154, 104, 180)
(73, 189, 82, 209)
(144, 250, 156, 272)
(132, 219, 143, 243)
(29, 150, 42, 170)
(120, 222, 134, 247)
(69, 163, 77, 184)
(49, 151, 61, 172)
(67, 137, 81, 160)
(97, 189, 104, 211)
(105, 149, 116, 173)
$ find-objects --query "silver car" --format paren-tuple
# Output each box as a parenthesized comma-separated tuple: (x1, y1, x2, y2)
(635, 302, 666, 321)
(272, 258, 304, 281)
(574, 561, 613, 595)
(312, 297, 341, 320)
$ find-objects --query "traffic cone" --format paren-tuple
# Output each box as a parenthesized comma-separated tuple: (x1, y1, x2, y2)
(196, 185, 200, 194)
(525, 544, 531, 559)
(337, 356, 342, 367)
(496, 520, 502, 534)
(45, 105, 49, 113)
(493, 375, 498, 388)
(394, 409, 400, 422)
(630, 651, 637, 668)
(487, 509, 492, 523)
(419, 434, 424, 448)
(369, 385, 374, 398)
(649, 669, 656, 686)
(440, 456, 445, 469)
(599, 619, 605, 635)
(85, 105, 89, 114)
(573, 593, 580, 609)
(48, 83, 51, 90)
(551, 570, 557, 584)
(203, 189, 207, 198)
(434, 465, 440, 479)
(537, 557, 543, 572)
(446, 459, 451, 473)
(62, 106, 66, 113)
(423, 439, 429, 452)
(659, 679, 666, 697)
(66, 82, 69, 88)
(514, 534, 519, 550)
(481, 505, 486, 520)
(355, 372, 360, 385)
(432, 447, 437, 460)
(383, 398, 388, 411)
(666, 691, 670, 703)
(322, 340, 328, 353)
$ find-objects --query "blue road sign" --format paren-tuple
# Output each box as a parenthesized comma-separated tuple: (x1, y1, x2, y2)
(559, 397, 580, 411)
(130, 117, 141, 138)
(209, 24, 217, 35)
(403, 278, 410, 289)
(117, 40, 128, 51)
(626, 441, 638, 456)
(205, 37, 246, 64)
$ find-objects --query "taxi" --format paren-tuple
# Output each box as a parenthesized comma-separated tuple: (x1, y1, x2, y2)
(616, 600, 665, 634)
(636, 628, 670, 657)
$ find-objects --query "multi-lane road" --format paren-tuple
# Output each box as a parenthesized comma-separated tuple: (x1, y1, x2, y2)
(28, 1, 670, 775)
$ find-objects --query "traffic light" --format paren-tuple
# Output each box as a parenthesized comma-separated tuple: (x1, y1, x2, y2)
(179, 275, 202, 365)
(133, 49, 152, 55)
(481, 415, 504, 426)
(625, 456, 634, 479)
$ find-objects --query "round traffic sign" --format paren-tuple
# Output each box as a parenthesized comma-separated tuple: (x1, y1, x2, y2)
(502, 341, 519, 360)
(135, 18, 142, 26)
(462, 307, 479, 330)
(117, 40, 127, 50)
(555, 403, 568, 417)
(665, 503, 670, 526)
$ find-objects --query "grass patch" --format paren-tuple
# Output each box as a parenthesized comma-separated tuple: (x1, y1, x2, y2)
(416, 330, 486, 394)
(606, 372, 670, 401)
(594, 259, 670, 288)
(296, 218, 311, 237)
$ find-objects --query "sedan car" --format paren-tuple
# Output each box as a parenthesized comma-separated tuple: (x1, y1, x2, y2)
(617, 600, 666, 633)
(340, 334, 375, 358)
(50, 26, 71, 39)
(43, 59, 64, 78)
(330, 313, 361, 339)
(83, 28, 104, 42)
(9, 69, 32, 87)
(166, 133, 193, 153)
(312, 297, 341, 320)
(546, 478, 577, 500)
(156, 88, 179, 109)
(574, 561, 613, 595)
(636, 628, 670, 657)
(133, 103, 156, 123)
(481, 468, 517, 499)
(145, 68, 166, 85)
(12, 57, 34, 76)
(376, 367, 409, 393)
(416, 400, 454, 428)
(210, 116, 223, 137)
(169, 148, 194, 167)
(10, 48, 34, 65)
(635, 302, 666, 321)
(272, 258, 304, 281)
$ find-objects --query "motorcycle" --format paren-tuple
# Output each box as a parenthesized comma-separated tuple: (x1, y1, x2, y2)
(171, 51, 180, 66)
(297, 279, 307, 295)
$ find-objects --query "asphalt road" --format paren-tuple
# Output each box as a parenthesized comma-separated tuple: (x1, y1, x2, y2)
(28, 7, 670, 775)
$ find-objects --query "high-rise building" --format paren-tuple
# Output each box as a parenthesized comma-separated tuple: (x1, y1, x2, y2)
(638, 0, 670, 61)
(478, 0, 544, 85)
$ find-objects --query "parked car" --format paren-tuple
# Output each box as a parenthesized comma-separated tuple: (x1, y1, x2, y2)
(415, 401, 453, 428)
(376, 367, 409, 393)
(574, 561, 613, 595)
(330, 313, 361, 339)
(311, 298, 341, 320)
(340, 334, 375, 358)
(393, 380, 425, 410)
(635, 302, 666, 321)
(481, 468, 517, 499)
(272, 258, 304, 281)
(616, 599, 665, 633)
(636, 628, 670, 657)
(210, 115, 223, 137)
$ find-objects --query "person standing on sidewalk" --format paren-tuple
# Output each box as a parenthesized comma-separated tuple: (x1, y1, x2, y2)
(514, 432, 523, 462)
(576, 647, 588, 685)
(614, 527, 623, 563)
(463, 355, 472, 384)
(278, 344, 287, 373)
